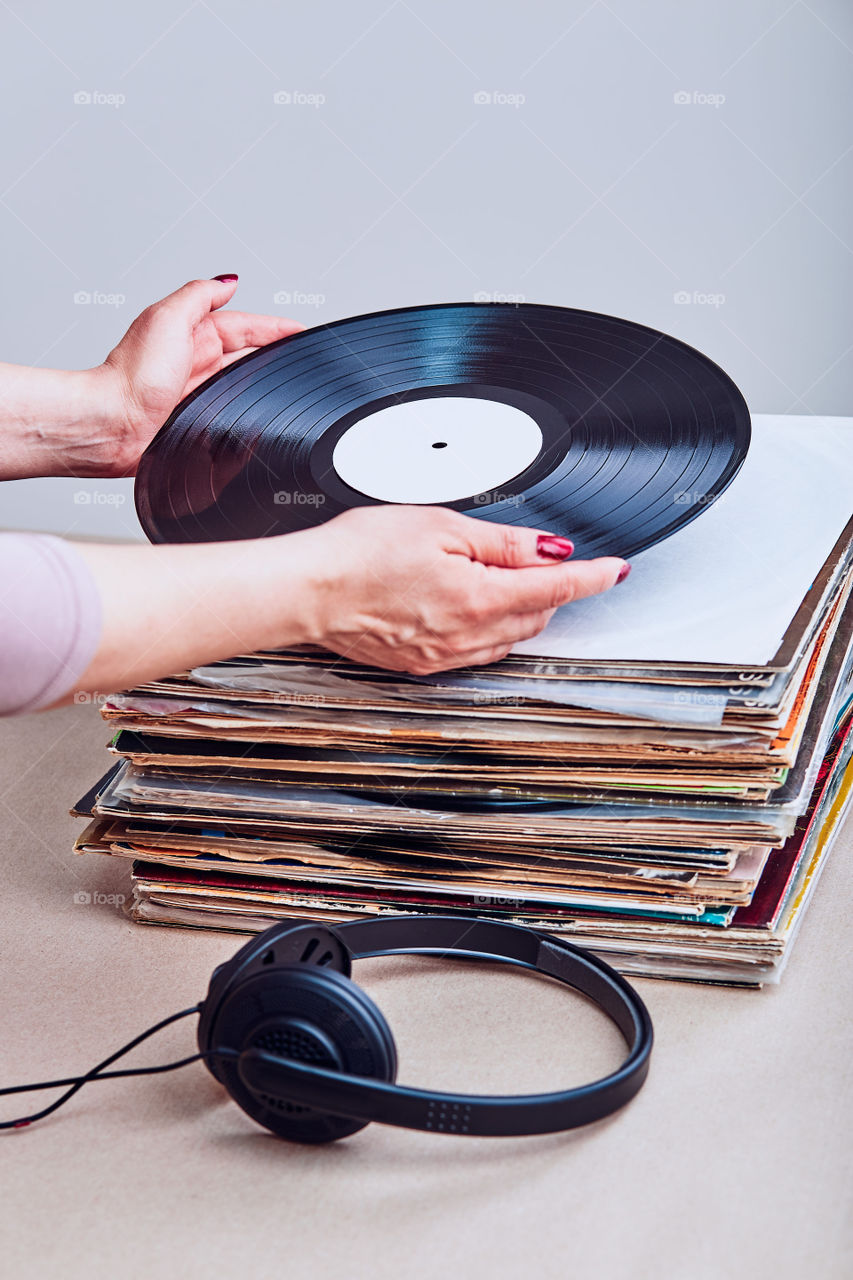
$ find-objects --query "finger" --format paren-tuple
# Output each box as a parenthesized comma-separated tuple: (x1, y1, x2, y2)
(214, 344, 294, 377)
(219, 347, 257, 367)
(444, 510, 575, 568)
(437, 642, 515, 671)
(444, 610, 554, 661)
(211, 310, 305, 352)
(151, 276, 240, 330)
(404, 641, 515, 674)
(486, 556, 629, 615)
(416, 610, 551, 672)
(183, 349, 259, 394)
(505, 609, 556, 643)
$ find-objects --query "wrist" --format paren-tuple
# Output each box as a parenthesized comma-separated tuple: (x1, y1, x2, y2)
(212, 529, 338, 654)
(263, 528, 339, 650)
(64, 364, 141, 478)
(0, 363, 136, 481)
(75, 532, 338, 695)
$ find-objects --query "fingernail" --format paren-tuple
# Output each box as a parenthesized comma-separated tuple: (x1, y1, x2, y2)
(213, 273, 238, 282)
(616, 562, 631, 584)
(537, 535, 574, 560)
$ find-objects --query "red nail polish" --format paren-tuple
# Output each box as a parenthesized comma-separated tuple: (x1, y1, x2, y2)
(213, 273, 238, 282)
(616, 562, 631, 583)
(537, 535, 574, 560)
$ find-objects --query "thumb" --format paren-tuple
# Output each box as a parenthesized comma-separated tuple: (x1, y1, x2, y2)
(451, 511, 575, 568)
(152, 275, 240, 330)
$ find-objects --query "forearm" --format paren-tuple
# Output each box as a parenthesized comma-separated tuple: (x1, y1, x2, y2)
(69, 533, 330, 699)
(10, 506, 626, 713)
(0, 363, 127, 479)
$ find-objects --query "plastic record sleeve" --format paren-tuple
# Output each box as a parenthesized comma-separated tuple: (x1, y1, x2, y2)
(134, 302, 751, 561)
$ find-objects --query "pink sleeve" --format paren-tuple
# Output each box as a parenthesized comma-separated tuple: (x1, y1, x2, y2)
(0, 533, 103, 714)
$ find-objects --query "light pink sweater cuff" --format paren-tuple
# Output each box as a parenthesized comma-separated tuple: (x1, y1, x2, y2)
(0, 533, 103, 714)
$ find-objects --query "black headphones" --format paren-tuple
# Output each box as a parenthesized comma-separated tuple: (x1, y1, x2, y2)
(1, 915, 653, 1142)
(199, 914, 653, 1142)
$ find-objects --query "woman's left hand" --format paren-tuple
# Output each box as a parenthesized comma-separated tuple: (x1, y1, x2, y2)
(95, 275, 304, 475)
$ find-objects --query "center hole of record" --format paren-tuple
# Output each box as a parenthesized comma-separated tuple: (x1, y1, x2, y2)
(331, 397, 544, 504)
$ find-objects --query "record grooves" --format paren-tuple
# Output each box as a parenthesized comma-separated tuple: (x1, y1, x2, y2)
(135, 303, 751, 560)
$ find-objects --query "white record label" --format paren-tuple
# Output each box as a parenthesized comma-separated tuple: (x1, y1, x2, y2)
(331, 396, 544, 504)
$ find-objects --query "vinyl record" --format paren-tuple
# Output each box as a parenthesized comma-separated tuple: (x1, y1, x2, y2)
(135, 303, 751, 560)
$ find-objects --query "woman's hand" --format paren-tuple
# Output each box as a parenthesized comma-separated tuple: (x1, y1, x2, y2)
(71, 505, 629, 698)
(96, 276, 304, 476)
(0, 276, 303, 481)
(301, 506, 629, 673)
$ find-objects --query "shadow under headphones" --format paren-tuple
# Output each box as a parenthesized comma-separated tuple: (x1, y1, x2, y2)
(1, 915, 653, 1143)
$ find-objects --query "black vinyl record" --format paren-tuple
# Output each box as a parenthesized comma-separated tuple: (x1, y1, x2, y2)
(135, 303, 750, 560)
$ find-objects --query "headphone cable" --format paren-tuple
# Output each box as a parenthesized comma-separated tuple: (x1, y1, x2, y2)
(0, 1003, 209, 1130)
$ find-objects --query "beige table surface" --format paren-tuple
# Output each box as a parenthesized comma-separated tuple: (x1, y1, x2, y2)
(1, 703, 852, 1280)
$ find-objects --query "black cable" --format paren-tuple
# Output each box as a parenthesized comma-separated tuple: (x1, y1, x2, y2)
(0, 1004, 206, 1130)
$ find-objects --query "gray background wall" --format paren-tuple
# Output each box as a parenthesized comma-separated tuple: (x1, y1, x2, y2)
(1, 0, 850, 539)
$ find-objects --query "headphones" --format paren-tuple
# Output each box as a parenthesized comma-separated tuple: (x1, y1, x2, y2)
(2, 915, 653, 1142)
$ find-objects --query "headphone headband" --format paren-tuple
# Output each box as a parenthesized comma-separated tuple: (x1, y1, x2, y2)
(210, 915, 653, 1139)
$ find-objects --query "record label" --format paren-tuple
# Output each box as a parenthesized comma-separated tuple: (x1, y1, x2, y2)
(331, 396, 543, 504)
(135, 303, 751, 560)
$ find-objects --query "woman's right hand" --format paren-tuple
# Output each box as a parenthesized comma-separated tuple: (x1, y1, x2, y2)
(296, 505, 629, 674)
(68, 504, 630, 705)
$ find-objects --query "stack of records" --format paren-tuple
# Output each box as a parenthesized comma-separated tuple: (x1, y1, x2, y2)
(68, 305, 853, 987)
(72, 423, 853, 987)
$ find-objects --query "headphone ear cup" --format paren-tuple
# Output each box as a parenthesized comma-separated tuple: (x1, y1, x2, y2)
(207, 966, 398, 1144)
(198, 921, 351, 1080)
